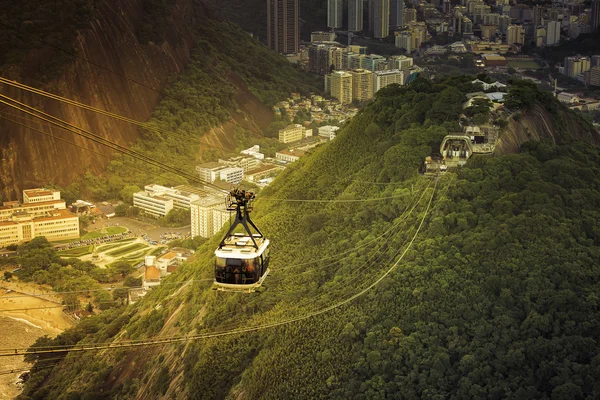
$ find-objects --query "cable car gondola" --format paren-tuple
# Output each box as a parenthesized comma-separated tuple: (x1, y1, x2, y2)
(214, 188, 270, 292)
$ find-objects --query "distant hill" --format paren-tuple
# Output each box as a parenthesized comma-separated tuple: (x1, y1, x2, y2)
(18, 77, 600, 399)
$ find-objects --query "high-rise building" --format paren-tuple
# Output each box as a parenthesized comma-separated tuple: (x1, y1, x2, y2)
(328, 0, 343, 29)
(395, 32, 413, 52)
(373, 70, 404, 92)
(592, 55, 600, 67)
(349, 0, 364, 32)
(190, 196, 230, 238)
(391, 0, 405, 27)
(506, 24, 524, 45)
(546, 20, 560, 46)
(481, 24, 498, 40)
(536, 27, 546, 47)
(409, 22, 428, 48)
(388, 55, 413, 70)
(373, 0, 390, 38)
(329, 71, 353, 104)
(368, 0, 375, 33)
(592, 0, 600, 33)
(564, 55, 591, 78)
(350, 69, 374, 101)
(267, 0, 299, 55)
(404, 8, 417, 24)
(590, 66, 600, 86)
(363, 54, 388, 71)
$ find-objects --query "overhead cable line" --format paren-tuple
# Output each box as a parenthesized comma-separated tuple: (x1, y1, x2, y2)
(0, 114, 113, 159)
(0, 177, 438, 357)
(0, 94, 210, 186)
(0, 92, 430, 205)
(0, 77, 179, 138)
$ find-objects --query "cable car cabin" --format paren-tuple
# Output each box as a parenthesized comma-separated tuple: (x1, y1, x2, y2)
(214, 233, 270, 291)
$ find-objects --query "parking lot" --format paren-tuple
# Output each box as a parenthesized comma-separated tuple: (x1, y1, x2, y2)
(87, 216, 191, 242)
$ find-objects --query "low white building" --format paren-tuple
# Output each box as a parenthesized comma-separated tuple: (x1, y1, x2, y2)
(219, 167, 244, 184)
(241, 145, 265, 160)
(196, 162, 227, 183)
(557, 92, 580, 104)
(133, 192, 174, 218)
(318, 125, 340, 140)
(276, 149, 305, 162)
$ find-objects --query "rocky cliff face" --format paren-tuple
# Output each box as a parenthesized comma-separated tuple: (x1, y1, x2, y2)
(496, 104, 600, 155)
(0, 0, 200, 200)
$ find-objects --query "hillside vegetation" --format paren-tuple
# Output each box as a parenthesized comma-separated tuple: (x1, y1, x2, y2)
(57, 13, 320, 202)
(18, 78, 600, 399)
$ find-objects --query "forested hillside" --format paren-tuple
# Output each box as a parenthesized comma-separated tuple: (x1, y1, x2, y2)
(0, 0, 319, 199)
(18, 77, 600, 399)
(67, 15, 320, 202)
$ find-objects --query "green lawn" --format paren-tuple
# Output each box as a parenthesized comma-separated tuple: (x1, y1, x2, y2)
(508, 61, 541, 69)
(123, 249, 153, 259)
(107, 243, 148, 257)
(57, 246, 93, 257)
(80, 231, 105, 240)
(105, 226, 127, 235)
(97, 238, 136, 252)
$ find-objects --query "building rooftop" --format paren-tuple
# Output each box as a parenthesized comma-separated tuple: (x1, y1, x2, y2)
(145, 266, 161, 281)
(33, 209, 77, 222)
(159, 252, 179, 261)
(23, 188, 56, 197)
(246, 164, 283, 175)
(277, 149, 306, 157)
(0, 199, 64, 211)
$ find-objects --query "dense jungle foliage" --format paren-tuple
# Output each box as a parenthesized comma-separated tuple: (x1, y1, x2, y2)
(19, 77, 600, 399)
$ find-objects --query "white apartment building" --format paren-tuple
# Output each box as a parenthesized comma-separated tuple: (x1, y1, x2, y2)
(241, 145, 265, 160)
(318, 125, 340, 140)
(350, 69, 374, 101)
(276, 149, 305, 162)
(190, 196, 230, 238)
(507, 24, 524, 45)
(279, 124, 304, 143)
(389, 55, 414, 70)
(133, 192, 174, 217)
(22, 188, 61, 204)
(329, 70, 353, 104)
(196, 162, 226, 183)
(373, 69, 405, 93)
(546, 21, 560, 46)
(218, 156, 260, 172)
(395, 32, 413, 53)
(328, 0, 343, 29)
(219, 167, 244, 184)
